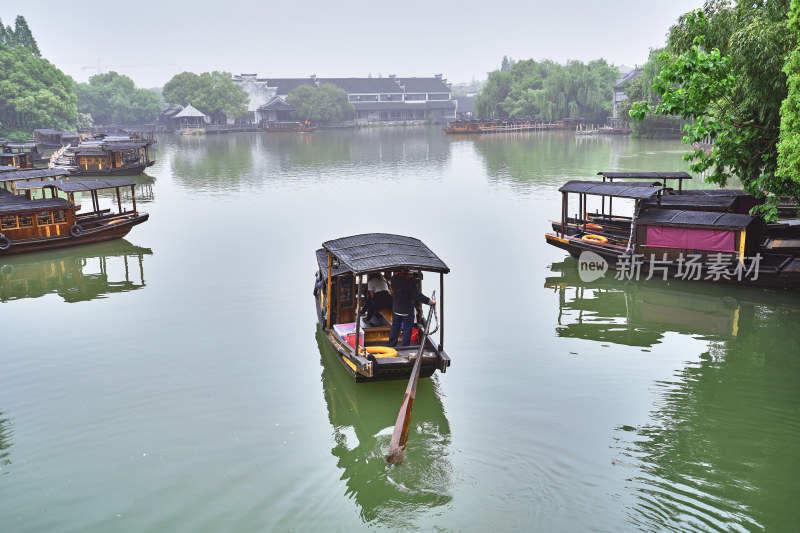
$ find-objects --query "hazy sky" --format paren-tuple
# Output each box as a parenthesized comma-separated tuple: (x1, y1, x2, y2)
(9, 0, 704, 89)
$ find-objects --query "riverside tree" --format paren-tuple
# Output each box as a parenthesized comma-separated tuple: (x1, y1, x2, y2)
(474, 58, 618, 124)
(163, 71, 248, 123)
(630, 2, 800, 219)
(74, 71, 160, 124)
(0, 16, 76, 135)
(285, 83, 353, 123)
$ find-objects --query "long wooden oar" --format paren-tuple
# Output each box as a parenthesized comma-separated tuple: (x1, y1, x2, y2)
(386, 291, 436, 465)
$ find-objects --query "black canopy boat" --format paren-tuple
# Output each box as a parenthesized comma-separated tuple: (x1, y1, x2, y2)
(0, 167, 148, 255)
(1, 142, 47, 166)
(314, 233, 451, 383)
(61, 139, 154, 176)
(545, 171, 800, 289)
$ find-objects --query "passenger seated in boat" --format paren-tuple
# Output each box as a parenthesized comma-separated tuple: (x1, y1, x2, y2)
(362, 272, 391, 325)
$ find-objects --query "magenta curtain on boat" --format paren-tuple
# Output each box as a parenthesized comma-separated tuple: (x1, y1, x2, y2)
(646, 226, 735, 252)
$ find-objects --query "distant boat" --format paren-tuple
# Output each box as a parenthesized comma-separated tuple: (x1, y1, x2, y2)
(264, 121, 316, 132)
(1, 142, 47, 166)
(60, 140, 155, 176)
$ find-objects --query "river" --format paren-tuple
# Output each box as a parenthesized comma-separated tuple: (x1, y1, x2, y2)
(1, 128, 798, 532)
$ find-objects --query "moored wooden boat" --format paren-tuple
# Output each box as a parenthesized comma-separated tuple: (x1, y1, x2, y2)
(314, 233, 451, 382)
(544, 171, 800, 289)
(1, 142, 47, 166)
(0, 167, 148, 255)
(264, 121, 316, 132)
(60, 140, 154, 176)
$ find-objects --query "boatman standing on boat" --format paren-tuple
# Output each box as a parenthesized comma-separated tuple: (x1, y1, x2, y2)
(388, 268, 436, 347)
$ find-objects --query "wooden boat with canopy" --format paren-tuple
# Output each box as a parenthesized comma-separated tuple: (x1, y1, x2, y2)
(0, 167, 148, 255)
(62, 140, 154, 176)
(545, 172, 800, 289)
(1, 142, 47, 166)
(314, 233, 451, 382)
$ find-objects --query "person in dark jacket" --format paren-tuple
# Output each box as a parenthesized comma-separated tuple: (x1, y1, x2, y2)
(387, 268, 436, 347)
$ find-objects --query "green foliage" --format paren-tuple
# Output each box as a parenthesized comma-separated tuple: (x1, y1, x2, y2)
(619, 49, 685, 137)
(776, 0, 800, 200)
(76, 112, 93, 130)
(75, 71, 160, 124)
(0, 16, 40, 57)
(285, 83, 353, 122)
(474, 70, 512, 118)
(0, 19, 76, 134)
(630, 5, 800, 220)
(474, 58, 618, 123)
(162, 71, 249, 122)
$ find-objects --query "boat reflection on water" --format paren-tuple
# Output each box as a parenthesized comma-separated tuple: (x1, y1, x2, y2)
(543, 258, 771, 346)
(315, 326, 452, 526)
(0, 239, 151, 303)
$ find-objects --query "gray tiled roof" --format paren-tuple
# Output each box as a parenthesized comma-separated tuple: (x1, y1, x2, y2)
(268, 78, 317, 95)
(318, 78, 402, 94)
(396, 77, 450, 92)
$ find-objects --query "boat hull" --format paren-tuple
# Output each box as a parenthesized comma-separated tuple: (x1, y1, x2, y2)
(545, 232, 800, 289)
(0, 214, 149, 256)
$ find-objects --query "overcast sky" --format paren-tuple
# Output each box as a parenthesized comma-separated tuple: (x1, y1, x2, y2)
(9, 0, 704, 89)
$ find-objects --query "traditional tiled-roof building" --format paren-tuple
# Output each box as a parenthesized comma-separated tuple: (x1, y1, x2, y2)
(612, 67, 642, 119)
(233, 73, 457, 124)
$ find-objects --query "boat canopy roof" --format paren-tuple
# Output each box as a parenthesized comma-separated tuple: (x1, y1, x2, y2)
(643, 194, 740, 210)
(15, 178, 136, 193)
(0, 196, 71, 214)
(638, 209, 758, 229)
(597, 171, 693, 181)
(0, 168, 71, 183)
(3, 143, 38, 149)
(73, 142, 148, 152)
(321, 233, 450, 274)
(559, 180, 668, 199)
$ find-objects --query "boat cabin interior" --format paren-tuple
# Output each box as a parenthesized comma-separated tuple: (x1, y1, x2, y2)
(315, 233, 451, 379)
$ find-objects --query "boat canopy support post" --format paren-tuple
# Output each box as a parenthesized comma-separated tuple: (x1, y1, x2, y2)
(439, 272, 444, 351)
(561, 192, 567, 237)
(354, 273, 363, 354)
(326, 252, 333, 329)
(131, 185, 138, 215)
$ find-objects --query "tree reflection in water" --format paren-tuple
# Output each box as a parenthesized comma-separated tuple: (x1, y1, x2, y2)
(545, 258, 800, 531)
